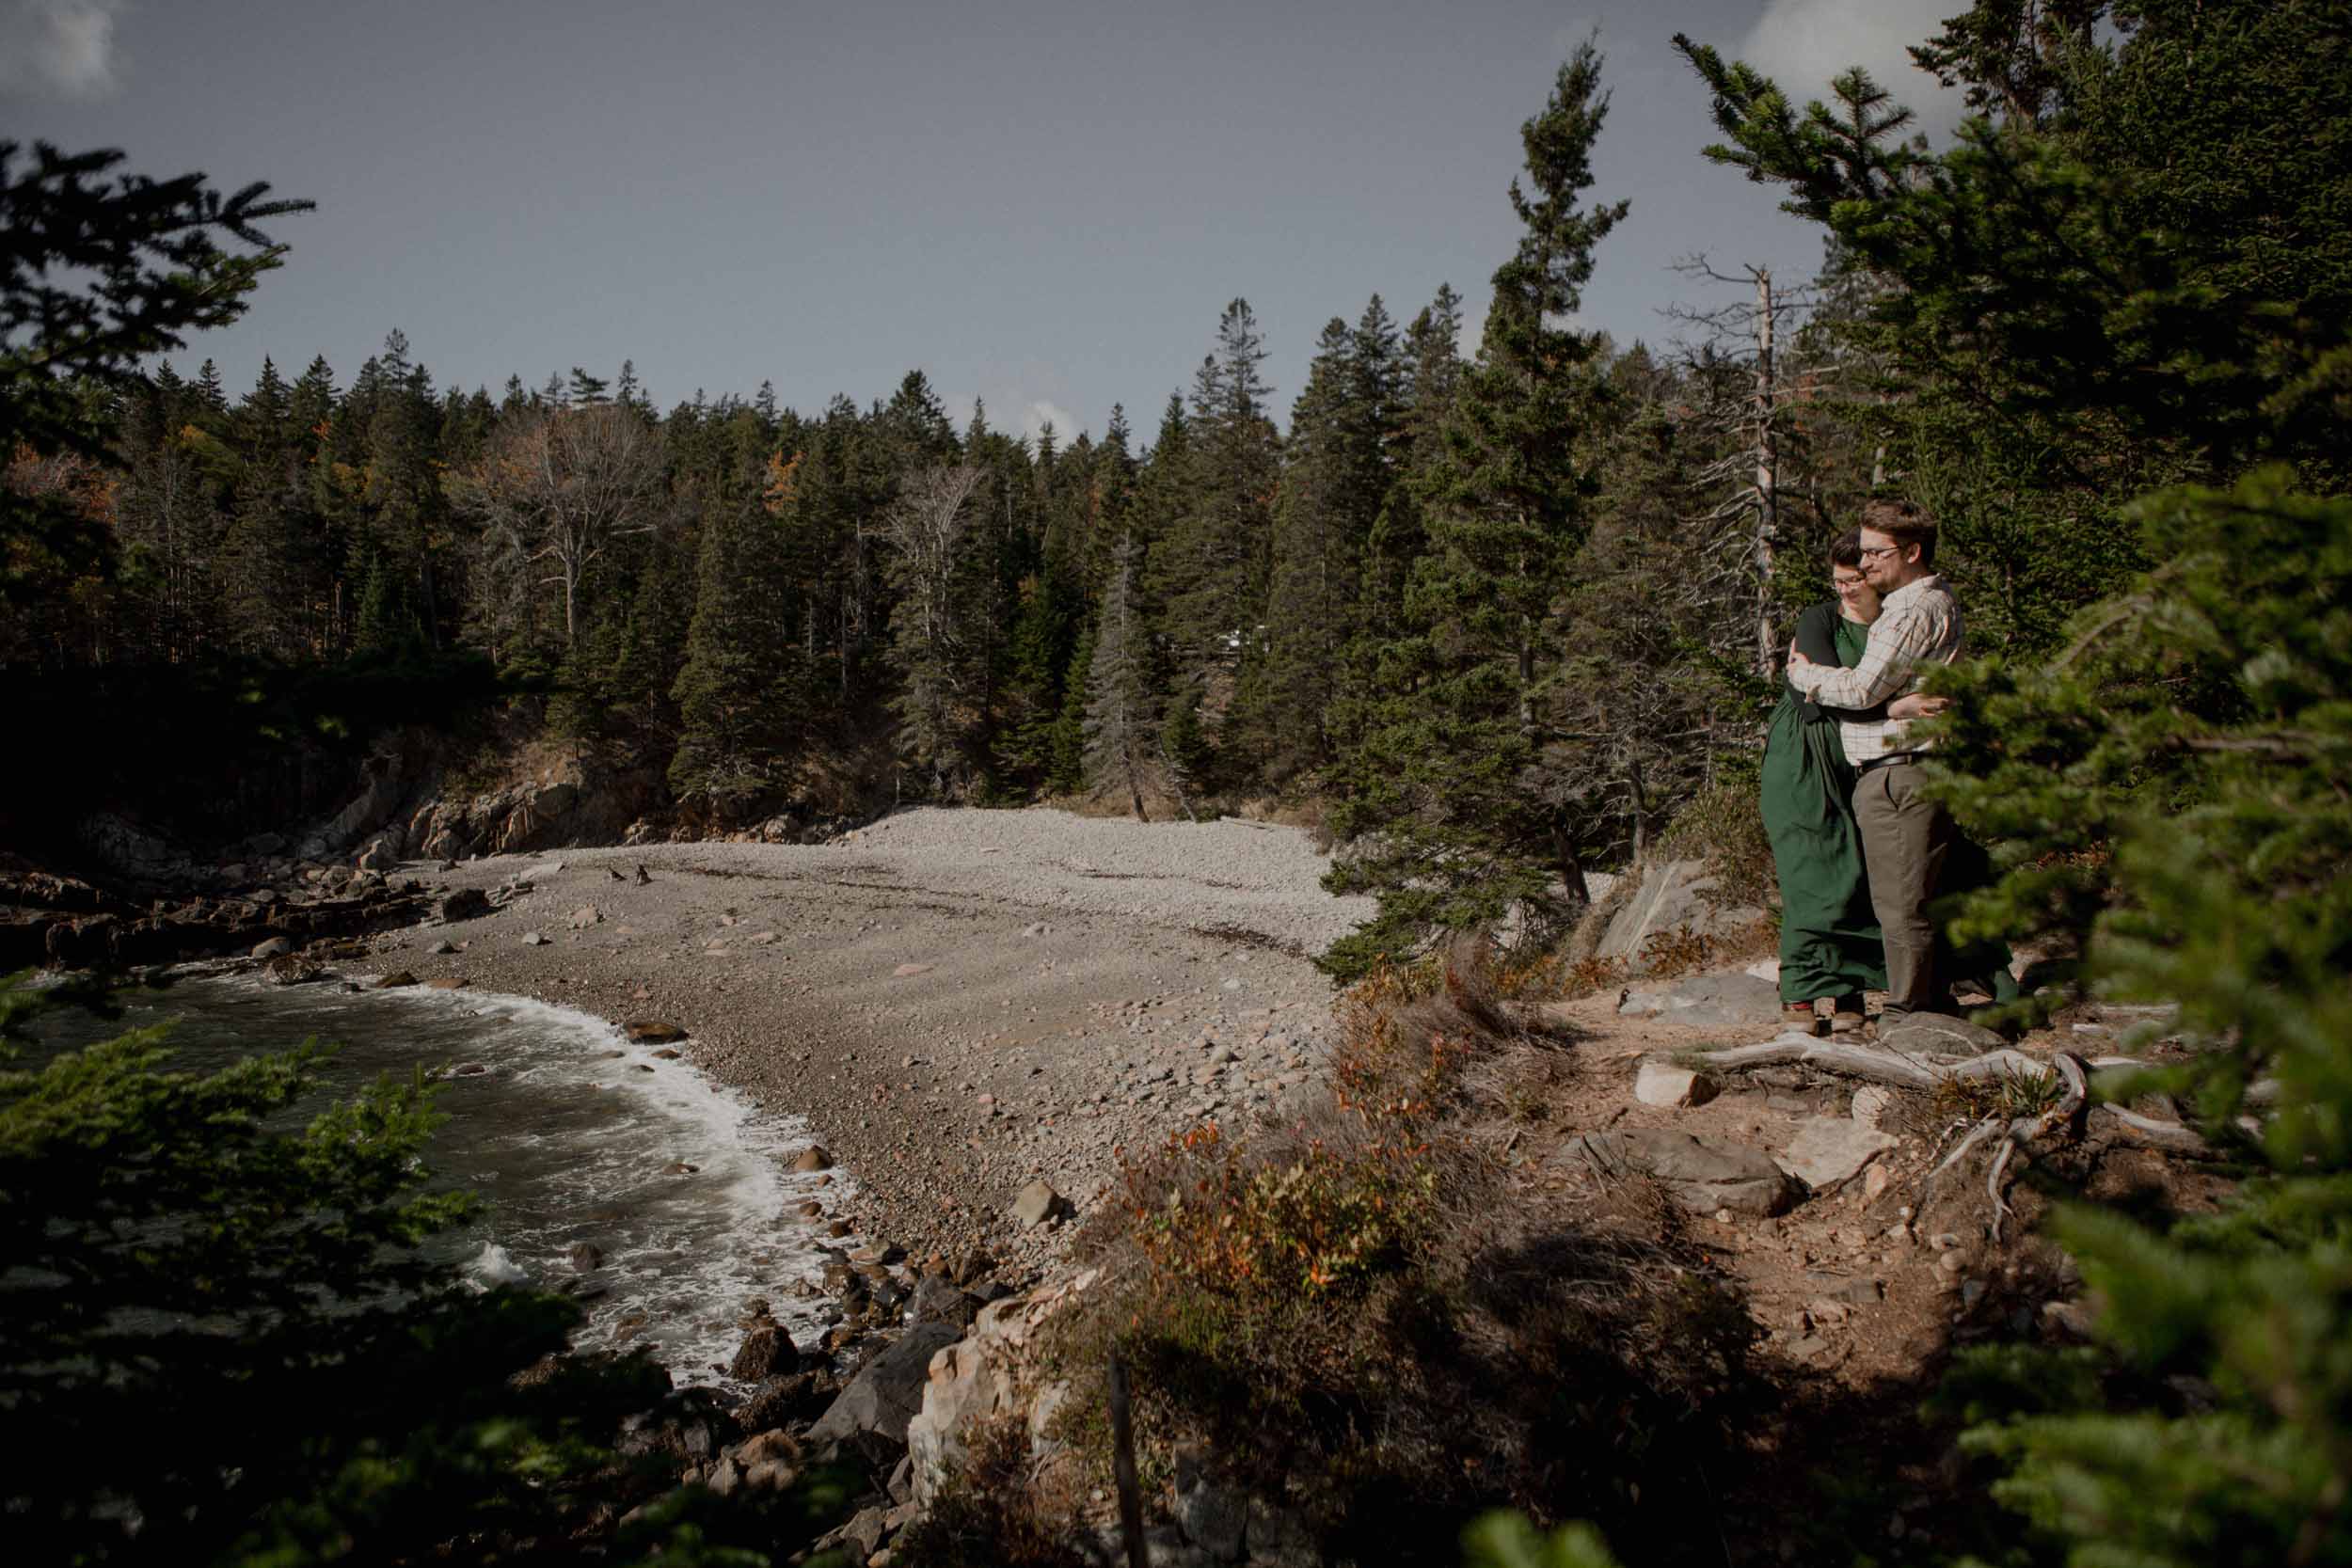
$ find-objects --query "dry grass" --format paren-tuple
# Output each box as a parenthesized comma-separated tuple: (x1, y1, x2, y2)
(1037, 937, 1759, 1566)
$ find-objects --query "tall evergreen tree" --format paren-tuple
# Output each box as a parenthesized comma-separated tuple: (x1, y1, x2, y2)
(1084, 529, 1155, 819)
(668, 494, 803, 816)
(1324, 40, 1627, 976)
(1149, 300, 1280, 717)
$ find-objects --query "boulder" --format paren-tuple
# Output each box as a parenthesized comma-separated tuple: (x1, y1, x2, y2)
(790, 1146, 834, 1173)
(907, 1269, 1098, 1506)
(908, 1275, 981, 1331)
(1010, 1180, 1071, 1227)
(251, 937, 292, 959)
(805, 1322, 961, 1465)
(1633, 1060, 1720, 1108)
(737, 1369, 836, 1432)
(1596, 859, 1769, 974)
(1777, 1117, 1899, 1189)
(1881, 1012, 2007, 1055)
(1561, 1129, 1799, 1217)
(625, 1020, 690, 1044)
(1618, 972, 1785, 1031)
(1177, 1472, 1249, 1564)
(730, 1320, 800, 1381)
(438, 888, 492, 923)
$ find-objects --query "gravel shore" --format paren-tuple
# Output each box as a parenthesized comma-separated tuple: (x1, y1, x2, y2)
(348, 808, 1375, 1280)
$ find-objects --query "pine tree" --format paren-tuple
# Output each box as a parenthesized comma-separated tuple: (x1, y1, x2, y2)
(1250, 315, 1382, 779)
(1084, 530, 1155, 819)
(1323, 40, 1626, 976)
(669, 495, 803, 816)
(1, 140, 310, 606)
(1150, 300, 1280, 715)
(1924, 471, 2352, 1567)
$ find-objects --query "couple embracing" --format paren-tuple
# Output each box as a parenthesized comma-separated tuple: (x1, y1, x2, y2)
(1761, 500, 2016, 1038)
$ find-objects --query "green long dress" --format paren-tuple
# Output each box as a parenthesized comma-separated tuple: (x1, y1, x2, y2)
(1761, 602, 1886, 1005)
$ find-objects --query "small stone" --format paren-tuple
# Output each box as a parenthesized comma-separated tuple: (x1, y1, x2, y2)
(428, 939, 458, 955)
(1851, 1085, 1897, 1129)
(521, 932, 548, 947)
(792, 1147, 835, 1173)
(626, 1021, 689, 1043)
(1010, 1180, 1070, 1227)
(892, 962, 934, 978)
(1863, 1164, 1892, 1201)
(1937, 1250, 1968, 1275)
(2042, 1299, 2096, 1338)
(569, 904, 601, 929)
(375, 971, 419, 989)
(1634, 1060, 1719, 1109)
(251, 937, 292, 959)
(423, 976, 469, 990)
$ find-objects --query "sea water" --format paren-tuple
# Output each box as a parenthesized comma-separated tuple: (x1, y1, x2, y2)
(24, 972, 848, 1387)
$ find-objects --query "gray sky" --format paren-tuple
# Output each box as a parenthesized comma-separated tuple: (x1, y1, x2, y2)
(4, 0, 1963, 441)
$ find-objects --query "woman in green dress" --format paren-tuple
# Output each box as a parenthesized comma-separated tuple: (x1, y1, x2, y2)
(1759, 532, 1944, 1035)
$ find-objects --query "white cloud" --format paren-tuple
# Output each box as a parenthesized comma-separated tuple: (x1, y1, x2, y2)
(0, 1, 123, 98)
(1022, 399, 1077, 447)
(1735, 0, 1964, 134)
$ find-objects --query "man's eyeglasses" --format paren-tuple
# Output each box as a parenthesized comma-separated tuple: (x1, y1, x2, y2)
(1858, 543, 1903, 561)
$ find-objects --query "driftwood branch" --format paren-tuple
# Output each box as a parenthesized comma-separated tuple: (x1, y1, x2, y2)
(1686, 1034, 2216, 1155)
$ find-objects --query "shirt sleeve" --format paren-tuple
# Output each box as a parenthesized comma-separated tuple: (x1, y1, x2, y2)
(1788, 596, 1934, 707)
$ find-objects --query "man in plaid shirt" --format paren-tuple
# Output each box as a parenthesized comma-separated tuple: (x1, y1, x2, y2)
(1786, 499, 1963, 1022)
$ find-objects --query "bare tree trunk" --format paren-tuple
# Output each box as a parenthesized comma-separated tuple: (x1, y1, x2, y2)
(1753, 267, 1779, 679)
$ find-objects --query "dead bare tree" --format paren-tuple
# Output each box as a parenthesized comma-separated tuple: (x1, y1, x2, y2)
(1668, 258, 1823, 678)
(458, 404, 667, 653)
(882, 463, 988, 797)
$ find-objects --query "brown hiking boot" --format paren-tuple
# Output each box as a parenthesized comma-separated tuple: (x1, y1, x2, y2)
(1783, 1002, 1826, 1037)
(1828, 995, 1867, 1034)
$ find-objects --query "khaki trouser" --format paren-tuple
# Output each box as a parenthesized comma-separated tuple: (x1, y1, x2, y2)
(1854, 759, 1952, 1018)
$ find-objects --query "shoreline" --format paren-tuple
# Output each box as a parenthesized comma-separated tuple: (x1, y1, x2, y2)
(332, 808, 1370, 1280)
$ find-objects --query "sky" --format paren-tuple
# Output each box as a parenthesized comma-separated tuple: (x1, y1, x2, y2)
(4, 0, 1966, 444)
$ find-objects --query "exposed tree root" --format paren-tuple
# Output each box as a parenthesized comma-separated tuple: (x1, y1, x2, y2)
(1684, 1034, 2217, 1158)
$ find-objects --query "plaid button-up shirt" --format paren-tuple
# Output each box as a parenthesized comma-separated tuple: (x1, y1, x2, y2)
(1788, 573, 1963, 766)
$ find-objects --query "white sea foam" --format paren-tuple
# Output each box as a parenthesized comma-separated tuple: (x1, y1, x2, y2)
(190, 973, 860, 1387)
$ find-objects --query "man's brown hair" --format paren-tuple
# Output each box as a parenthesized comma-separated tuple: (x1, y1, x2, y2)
(1858, 499, 1937, 568)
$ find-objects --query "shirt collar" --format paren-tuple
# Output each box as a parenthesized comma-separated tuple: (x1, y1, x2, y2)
(1883, 572, 1942, 606)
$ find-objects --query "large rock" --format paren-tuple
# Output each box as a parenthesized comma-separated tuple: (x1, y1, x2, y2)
(805, 1322, 961, 1465)
(438, 887, 491, 923)
(1633, 1060, 1719, 1108)
(1597, 859, 1769, 974)
(907, 1269, 1098, 1507)
(1561, 1129, 1799, 1217)
(729, 1320, 800, 1382)
(1777, 1117, 1899, 1188)
(1881, 1012, 2006, 1056)
(1618, 972, 1785, 1031)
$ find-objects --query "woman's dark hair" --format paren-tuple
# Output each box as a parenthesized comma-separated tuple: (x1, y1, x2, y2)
(1829, 529, 1865, 568)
